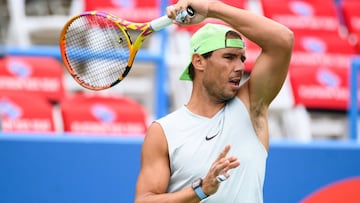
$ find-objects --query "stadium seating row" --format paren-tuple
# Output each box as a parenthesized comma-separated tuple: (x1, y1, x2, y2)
(0, 55, 148, 135)
(259, 0, 360, 111)
(2, 0, 359, 139)
(5, 0, 359, 112)
(0, 92, 148, 135)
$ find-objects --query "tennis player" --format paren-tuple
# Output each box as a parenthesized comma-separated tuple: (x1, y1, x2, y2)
(135, 0, 293, 202)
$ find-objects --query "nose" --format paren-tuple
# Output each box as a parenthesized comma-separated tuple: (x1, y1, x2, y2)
(234, 58, 245, 72)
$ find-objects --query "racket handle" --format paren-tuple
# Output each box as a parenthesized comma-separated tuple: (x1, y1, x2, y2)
(150, 16, 173, 31)
(150, 6, 196, 31)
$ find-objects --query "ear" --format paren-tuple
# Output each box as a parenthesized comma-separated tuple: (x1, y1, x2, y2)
(191, 53, 206, 71)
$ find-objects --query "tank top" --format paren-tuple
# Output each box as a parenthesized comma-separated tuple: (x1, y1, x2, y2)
(156, 97, 268, 203)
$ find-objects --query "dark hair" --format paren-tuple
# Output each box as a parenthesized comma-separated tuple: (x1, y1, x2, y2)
(188, 30, 242, 81)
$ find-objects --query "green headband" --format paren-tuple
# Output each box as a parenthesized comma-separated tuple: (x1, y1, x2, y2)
(180, 23, 245, 81)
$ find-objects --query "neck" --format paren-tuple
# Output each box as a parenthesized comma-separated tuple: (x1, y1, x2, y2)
(186, 92, 227, 118)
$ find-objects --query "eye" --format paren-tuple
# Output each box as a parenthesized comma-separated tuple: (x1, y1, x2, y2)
(223, 54, 236, 60)
(241, 55, 246, 63)
(224, 55, 234, 59)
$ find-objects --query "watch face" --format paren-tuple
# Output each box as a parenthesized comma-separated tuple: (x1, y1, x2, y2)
(192, 178, 202, 188)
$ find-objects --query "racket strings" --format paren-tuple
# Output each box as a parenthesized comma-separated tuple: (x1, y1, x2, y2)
(65, 15, 130, 88)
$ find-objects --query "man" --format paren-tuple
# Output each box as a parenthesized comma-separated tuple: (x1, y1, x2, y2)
(135, 0, 293, 202)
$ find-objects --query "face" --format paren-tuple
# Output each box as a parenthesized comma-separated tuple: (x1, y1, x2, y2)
(201, 47, 246, 102)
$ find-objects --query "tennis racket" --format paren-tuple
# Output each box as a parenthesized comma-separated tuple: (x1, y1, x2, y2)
(60, 8, 194, 91)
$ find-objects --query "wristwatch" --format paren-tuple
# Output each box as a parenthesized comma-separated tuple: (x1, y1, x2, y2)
(191, 178, 209, 200)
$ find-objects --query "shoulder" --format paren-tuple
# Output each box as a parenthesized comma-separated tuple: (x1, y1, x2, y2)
(157, 106, 188, 126)
(145, 107, 187, 152)
(142, 121, 168, 157)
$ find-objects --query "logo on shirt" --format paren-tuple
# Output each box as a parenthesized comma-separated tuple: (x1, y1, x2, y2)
(205, 115, 224, 141)
(205, 130, 220, 141)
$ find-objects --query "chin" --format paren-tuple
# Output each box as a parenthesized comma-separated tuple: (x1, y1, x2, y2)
(222, 93, 237, 101)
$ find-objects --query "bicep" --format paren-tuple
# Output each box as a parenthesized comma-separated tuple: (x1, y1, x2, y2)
(135, 122, 170, 199)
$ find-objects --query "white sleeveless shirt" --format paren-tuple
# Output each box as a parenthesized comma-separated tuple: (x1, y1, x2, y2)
(156, 98, 268, 203)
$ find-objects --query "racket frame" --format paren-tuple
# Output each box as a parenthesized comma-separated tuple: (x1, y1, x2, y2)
(60, 10, 189, 90)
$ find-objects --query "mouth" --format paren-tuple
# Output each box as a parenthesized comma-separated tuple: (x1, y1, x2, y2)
(229, 78, 240, 87)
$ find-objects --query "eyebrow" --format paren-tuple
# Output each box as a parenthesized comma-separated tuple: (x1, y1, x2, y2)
(222, 52, 245, 57)
(222, 52, 247, 61)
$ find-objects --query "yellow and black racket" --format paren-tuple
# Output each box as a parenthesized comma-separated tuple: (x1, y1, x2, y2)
(60, 8, 194, 90)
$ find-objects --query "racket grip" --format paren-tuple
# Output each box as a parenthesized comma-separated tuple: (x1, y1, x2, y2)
(150, 6, 196, 31)
(150, 16, 173, 31)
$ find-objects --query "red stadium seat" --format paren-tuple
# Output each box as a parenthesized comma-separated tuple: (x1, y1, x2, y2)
(84, 0, 160, 22)
(259, 0, 356, 67)
(0, 56, 65, 103)
(289, 65, 351, 110)
(0, 92, 56, 132)
(340, 0, 360, 53)
(260, 0, 341, 34)
(60, 93, 148, 136)
(288, 31, 356, 111)
(291, 31, 355, 69)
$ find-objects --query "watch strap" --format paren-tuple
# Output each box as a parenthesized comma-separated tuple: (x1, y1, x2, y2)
(194, 186, 208, 200)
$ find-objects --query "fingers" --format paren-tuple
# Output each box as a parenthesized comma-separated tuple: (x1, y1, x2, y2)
(202, 146, 240, 195)
(167, 0, 208, 25)
(202, 145, 240, 195)
(215, 156, 240, 183)
(166, 5, 183, 18)
(214, 145, 231, 162)
(166, 5, 176, 18)
(166, 4, 193, 24)
(216, 156, 240, 174)
(212, 146, 240, 182)
(210, 146, 240, 179)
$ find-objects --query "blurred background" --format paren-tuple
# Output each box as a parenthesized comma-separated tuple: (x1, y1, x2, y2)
(0, 0, 359, 203)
